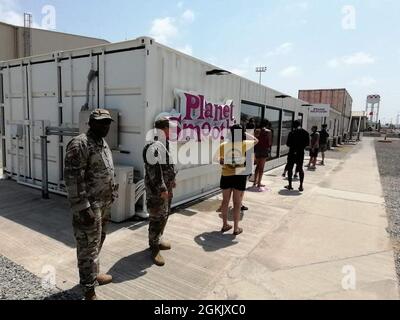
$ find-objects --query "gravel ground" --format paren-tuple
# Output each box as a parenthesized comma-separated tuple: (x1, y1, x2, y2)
(0, 255, 81, 300)
(374, 138, 400, 283)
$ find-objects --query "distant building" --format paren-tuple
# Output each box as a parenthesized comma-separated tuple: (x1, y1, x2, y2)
(298, 88, 353, 142)
(350, 111, 368, 136)
(0, 20, 109, 61)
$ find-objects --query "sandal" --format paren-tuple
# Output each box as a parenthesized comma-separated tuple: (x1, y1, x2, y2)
(284, 185, 294, 191)
(233, 228, 243, 236)
(221, 225, 233, 233)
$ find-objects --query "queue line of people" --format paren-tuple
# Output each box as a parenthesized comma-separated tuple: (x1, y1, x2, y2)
(64, 109, 329, 300)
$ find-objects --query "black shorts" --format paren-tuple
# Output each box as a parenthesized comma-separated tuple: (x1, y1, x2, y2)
(255, 150, 269, 159)
(310, 148, 319, 158)
(220, 175, 248, 191)
(287, 152, 305, 170)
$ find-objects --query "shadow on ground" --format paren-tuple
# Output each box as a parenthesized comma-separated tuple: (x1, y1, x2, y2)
(0, 180, 140, 248)
(278, 189, 302, 196)
(107, 249, 153, 284)
(194, 231, 238, 252)
(44, 285, 82, 300)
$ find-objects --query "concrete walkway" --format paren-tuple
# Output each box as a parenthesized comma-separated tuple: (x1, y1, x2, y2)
(0, 138, 398, 299)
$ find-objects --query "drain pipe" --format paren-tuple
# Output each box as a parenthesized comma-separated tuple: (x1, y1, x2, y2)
(40, 135, 49, 199)
(16, 138, 21, 182)
(81, 70, 99, 111)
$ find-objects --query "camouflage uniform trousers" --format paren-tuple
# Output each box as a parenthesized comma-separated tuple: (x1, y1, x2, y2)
(148, 188, 173, 249)
(72, 205, 111, 294)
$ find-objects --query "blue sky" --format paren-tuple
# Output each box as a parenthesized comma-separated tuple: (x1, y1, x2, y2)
(1, 0, 399, 123)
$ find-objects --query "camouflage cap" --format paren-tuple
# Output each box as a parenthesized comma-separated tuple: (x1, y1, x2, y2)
(89, 109, 114, 121)
(154, 112, 177, 129)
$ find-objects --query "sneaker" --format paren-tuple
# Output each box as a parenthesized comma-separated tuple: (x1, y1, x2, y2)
(241, 205, 249, 211)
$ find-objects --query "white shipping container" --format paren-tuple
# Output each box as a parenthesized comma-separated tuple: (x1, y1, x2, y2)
(0, 37, 310, 212)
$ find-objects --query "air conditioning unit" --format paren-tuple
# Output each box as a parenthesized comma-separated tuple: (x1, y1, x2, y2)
(111, 165, 135, 223)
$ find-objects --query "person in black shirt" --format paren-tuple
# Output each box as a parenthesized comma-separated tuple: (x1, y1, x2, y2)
(308, 126, 320, 170)
(319, 124, 330, 166)
(284, 120, 310, 192)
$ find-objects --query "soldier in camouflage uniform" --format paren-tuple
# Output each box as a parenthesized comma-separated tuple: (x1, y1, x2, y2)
(143, 114, 177, 266)
(64, 109, 118, 300)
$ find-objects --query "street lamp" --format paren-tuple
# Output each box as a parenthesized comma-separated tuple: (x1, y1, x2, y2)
(256, 66, 268, 84)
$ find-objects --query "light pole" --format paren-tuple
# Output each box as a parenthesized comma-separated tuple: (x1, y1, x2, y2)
(396, 112, 400, 128)
(256, 66, 268, 85)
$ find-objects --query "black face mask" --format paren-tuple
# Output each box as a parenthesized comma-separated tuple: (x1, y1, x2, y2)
(89, 120, 112, 138)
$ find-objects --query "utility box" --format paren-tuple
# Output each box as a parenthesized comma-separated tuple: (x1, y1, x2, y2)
(10, 124, 23, 139)
(79, 109, 119, 150)
(111, 165, 135, 223)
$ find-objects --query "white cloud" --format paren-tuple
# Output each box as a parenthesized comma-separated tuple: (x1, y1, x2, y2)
(0, 1, 36, 27)
(177, 44, 193, 56)
(0, 0, 47, 29)
(181, 9, 195, 24)
(149, 17, 178, 45)
(328, 52, 375, 68)
(0, 0, 23, 25)
(266, 42, 294, 57)
(350, 76, 377, 87)
(343, 52, 375, 65)
(149, 7, 195, 46)
(280, 66, 301, 78)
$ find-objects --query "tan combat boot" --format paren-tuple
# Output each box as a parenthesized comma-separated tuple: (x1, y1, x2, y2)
(97, 274, 113, 286)
(151, 247, 165, 266)
(84, 289, 97, 300)
(159, 240, 171, 251)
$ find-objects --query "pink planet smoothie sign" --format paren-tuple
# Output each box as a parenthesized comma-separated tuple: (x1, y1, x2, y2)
(170, 90, 235, 142)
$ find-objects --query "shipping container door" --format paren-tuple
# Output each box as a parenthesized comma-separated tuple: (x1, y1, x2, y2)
(3, 66, 28, 179)
(29, 62, 60, 185)
(101, 48, 146, 170)
(0, 71, 5, 169)
(60, 54, 100, 185)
